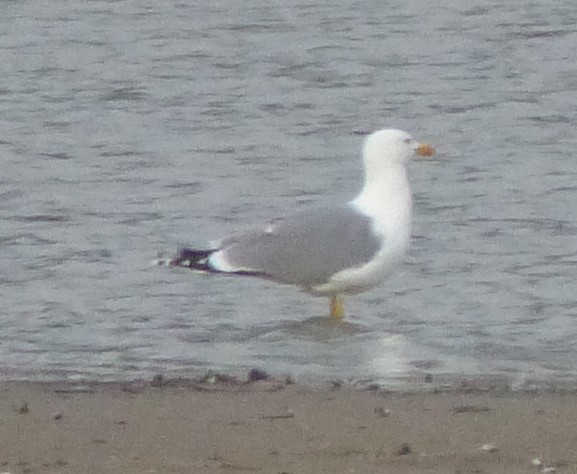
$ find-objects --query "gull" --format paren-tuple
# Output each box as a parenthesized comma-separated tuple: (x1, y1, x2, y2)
(163, 129, 434, 321)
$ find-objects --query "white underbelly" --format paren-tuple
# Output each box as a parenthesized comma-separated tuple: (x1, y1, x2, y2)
(310, 237, 409, 296)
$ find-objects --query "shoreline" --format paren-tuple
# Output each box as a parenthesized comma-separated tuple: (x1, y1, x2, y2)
(1, 368, 575, 394)
(1, 375, 576, 473)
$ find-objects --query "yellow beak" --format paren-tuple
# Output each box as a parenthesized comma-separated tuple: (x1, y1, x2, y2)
(416, 143, 435, 157)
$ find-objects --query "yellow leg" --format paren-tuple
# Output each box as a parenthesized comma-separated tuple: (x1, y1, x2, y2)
(329, 295, 345, 322)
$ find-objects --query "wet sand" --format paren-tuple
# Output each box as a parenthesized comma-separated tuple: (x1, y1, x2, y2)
(1, 376, 576, 474)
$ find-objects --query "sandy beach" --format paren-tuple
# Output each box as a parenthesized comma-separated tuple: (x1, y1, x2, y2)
(0, 375, 576, 474)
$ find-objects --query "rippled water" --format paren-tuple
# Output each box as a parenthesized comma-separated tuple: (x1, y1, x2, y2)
(1, 0, 576, 387)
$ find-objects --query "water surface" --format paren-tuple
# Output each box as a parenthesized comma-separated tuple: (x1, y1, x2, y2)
(1, 0, 576, 388)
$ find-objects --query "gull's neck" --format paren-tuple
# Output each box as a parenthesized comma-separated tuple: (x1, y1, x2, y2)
(352, 159, 412, 221)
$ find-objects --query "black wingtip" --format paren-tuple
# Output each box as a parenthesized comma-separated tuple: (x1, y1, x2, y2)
(169, 247, 216, 271)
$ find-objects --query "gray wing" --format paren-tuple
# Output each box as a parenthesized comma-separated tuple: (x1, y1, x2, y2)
(220, 204, 382, 288)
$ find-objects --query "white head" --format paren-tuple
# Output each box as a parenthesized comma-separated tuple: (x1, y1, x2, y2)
(363, 129, 421, 165)
(357, 128, 434, 196)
